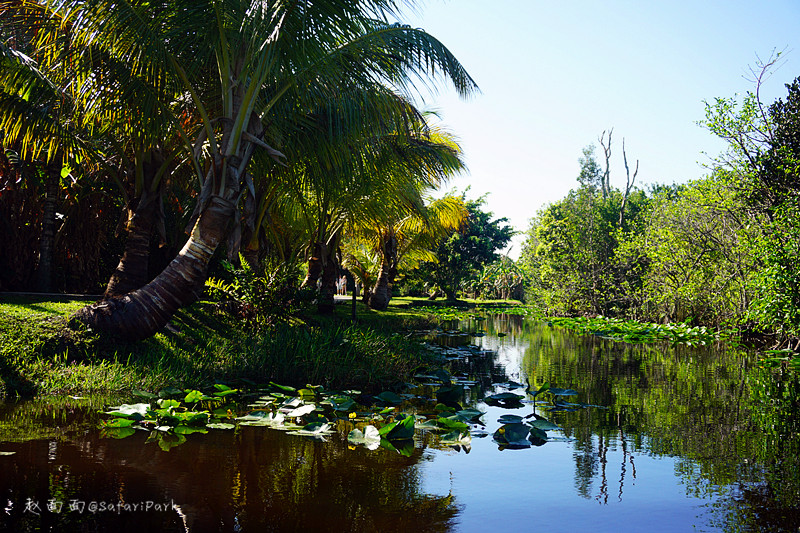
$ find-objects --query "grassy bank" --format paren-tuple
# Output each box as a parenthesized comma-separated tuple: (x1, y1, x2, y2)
(0, 294, 447, 399)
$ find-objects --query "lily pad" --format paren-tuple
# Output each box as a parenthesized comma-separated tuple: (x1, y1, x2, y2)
(378, 414, 415, 440)
(375, 391, 404, 406)
(0, 451, 16, 456)
(100, 427, 136, 440)
(348, 425, 381, 450)
(104, 403, 150, 420)
(454, 409, 484, 423)
(206, 423, 236, 430)
(286, 403, 317, 418)
(493, 423, 532, 449)
(530, 419, 560, 431)
(497, 414, 524, 425)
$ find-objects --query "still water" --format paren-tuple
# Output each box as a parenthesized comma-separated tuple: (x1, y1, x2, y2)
(1, 316, 799, 532)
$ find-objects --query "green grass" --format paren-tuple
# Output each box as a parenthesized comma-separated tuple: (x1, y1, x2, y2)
(0, 294, 444, 398)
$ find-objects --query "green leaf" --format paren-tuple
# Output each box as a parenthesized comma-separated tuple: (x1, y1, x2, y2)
(100, 427, 136, 440)
(379, 414, 416, 440)
(436, 385, 463, 404)
(493, 423, 532, 448)
(375, 391, 404, 406)
(206, 423, 235, 430)
(157, 399, 181, 409)
(497, 414, 524, 425)
(286, 404, 316, 418)
(348, 425, 381, 450)
(173, 425, 208, 435)
(436, 416, 469, 431)
(102, 418, 135, 428)
(104, 403, 150, 420)
(0, 451, 16, 456)
(156, 432, 187, 452)
(530, 419, 560, 431)
(454, 408, 484, 423)
(379, 438, 414, 456)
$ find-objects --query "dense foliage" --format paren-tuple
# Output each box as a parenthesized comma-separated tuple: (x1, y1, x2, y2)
(520, 69, 800, 346)
(404, 195, 514, 300)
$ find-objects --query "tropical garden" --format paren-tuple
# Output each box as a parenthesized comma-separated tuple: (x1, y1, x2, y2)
(1, 2, 800, 531)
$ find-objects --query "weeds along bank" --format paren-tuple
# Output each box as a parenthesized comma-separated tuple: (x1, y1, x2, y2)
(0, 295, 442, 399)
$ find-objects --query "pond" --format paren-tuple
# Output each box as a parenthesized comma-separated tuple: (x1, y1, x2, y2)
(1, 315, 799, 532)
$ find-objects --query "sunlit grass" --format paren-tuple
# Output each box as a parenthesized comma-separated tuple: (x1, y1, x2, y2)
(1, 296, 442, 398)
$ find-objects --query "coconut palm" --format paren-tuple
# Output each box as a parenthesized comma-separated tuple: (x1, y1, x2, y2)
(6, 0, 477, 339)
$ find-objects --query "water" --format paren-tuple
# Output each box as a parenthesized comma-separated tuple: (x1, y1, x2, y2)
(1, 315, 799, 532)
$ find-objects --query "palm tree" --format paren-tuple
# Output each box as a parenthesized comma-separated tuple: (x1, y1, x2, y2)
(5, 0, 477, 339)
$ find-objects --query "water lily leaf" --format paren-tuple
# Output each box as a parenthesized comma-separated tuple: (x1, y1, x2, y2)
(0, 451, 16, 456)
(375, 391, 403, 406)
(493, 423, 532, 448)
(436, 385, 462, 404)
(206, 423, 235, 430)
(286, 404, 316, 418)
(497, 414, 524, 425)
(100, 427, 136, 440)
(432, 368, 452, 383)
(484, 393, 525, 408)
(213, 389, 238, 398)
(281, 397, 303, 409)
(184, 390, 214, 403)
(438, 430, 471, 446)
(415, 419, 440, 430)
(379, 438, 414, 456)
(268, 382, 297, 396)
(105, 403, 150, 420)
(348, 425, 381, 450)
(133, 390, 158, 399)
(528, 382, 550, 397)
(213, 384, 232, 392)
(454, 409, 484, 423)
(436, 416, 469, 431)
(529, 427, 548, 441)
(173, 425, 208, 435)
(158, 387, 183, 398)
(548, 388, 578, 396)
(325, 396, 356, 412)
(530, 419, 560, 431)
(102, 418, 135, 428)
(238, 412, 285, 427)
(498, 381, 524, 390)
(157, 399, 181, 409)
(379, 414, 416, 440)
(156, 432, 186, 452)
(293, 422, 333, 435)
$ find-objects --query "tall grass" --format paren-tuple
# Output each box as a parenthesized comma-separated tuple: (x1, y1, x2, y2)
(1, 297, 440, 397)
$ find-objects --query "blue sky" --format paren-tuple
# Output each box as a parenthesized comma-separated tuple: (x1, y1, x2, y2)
(395, 0, 800, 256)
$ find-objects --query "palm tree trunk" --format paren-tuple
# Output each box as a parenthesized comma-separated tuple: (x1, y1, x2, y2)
(368, 262, 392, 311)
(104, 191, 159, 297)
(72, 195, 234, 341)
(35, 164, 59, 293)
(317, 254, 338, 314)
(301, 242, 325, 289)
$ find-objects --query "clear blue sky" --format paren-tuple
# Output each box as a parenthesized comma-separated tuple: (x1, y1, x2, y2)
(393, 0, 800, 257)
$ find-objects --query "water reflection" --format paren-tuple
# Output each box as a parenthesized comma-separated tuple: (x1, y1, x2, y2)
(1, 316, 799, 531)
(1, 418, 459, 532)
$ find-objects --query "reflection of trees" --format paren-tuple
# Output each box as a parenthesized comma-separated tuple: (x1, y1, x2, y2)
(518, 320, 800, 530)
(0, 404, 459, 532)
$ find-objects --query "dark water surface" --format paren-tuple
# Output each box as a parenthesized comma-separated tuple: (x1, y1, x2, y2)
(2, 316, 799, 532)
